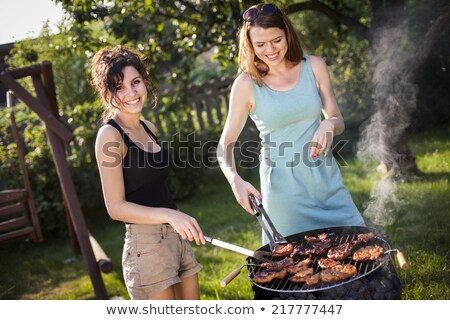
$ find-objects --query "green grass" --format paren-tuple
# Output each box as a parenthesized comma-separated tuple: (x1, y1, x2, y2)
(0, 126, 448, 300)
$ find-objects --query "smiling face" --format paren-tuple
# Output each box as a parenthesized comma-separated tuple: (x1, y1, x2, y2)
(249, 26, 288, 68)
(113, 66, 148, 115)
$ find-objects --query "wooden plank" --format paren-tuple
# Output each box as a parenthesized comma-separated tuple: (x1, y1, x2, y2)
(0, 190, 27, 204)
(7, 64, 42, 80)
(203, 98, 215, 126)
(0, 226, 34, 242)
(0, 71, 73, 143)
(0, 216, 29, 233)
(89, 233, 113, 274)
(40, 61, 59, 116)
(193, 100, 205, 131)
(214, 96, 224, 123)
(0, 202, 26, 218)
(10, 111, 43, 242)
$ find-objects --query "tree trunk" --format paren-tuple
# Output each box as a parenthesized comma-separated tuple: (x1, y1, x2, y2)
(370, 0, 417, 177)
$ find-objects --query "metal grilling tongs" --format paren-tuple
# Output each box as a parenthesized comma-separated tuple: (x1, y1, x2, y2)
(249, 194, 288, 251)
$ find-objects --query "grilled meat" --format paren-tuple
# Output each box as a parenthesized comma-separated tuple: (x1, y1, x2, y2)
(318, 258, 340, 269)
(304, 233, 328, 242)
(253, 269, 287, 283)
(319, 268, 341, 283)
(272, 243, 294, 257)
(290, 240, 333, 258)
(320, 264, 357, 283)
(288, 267, 314, 282)
(357, 232, 375, 243)
(305, 272, 321, 285)
(286, 257, 312, 274)
(309, 240, 333, 254)
(351, 232, 376, 245)
(333, 264, 358, 279)
(353, 245, 384, 261)
(261, 257, 294, 271)
(327, 242, 354, 260)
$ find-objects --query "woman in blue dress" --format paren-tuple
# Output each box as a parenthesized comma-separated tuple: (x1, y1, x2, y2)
(217, 3, 365, 244)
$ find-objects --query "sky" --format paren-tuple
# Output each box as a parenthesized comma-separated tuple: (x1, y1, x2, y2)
(0, 0, 65, 45)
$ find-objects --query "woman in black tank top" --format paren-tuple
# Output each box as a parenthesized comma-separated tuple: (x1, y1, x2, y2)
(91, 45, 205, 300)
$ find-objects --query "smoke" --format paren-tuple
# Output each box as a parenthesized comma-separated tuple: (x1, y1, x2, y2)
(357, 24, 418, 226)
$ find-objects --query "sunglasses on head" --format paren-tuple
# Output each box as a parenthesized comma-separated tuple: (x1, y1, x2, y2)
(243, 3, 281, 22)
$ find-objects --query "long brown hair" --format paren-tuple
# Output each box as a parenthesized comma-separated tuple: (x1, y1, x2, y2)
(237, 3, 304, 86)
(90, 45, 157, 124)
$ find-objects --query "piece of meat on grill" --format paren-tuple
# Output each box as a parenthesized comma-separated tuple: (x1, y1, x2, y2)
(309, 240, 333, 254)
(333, 264, 358, 280)
(320, 268, 341, 283)
(357, 232, 375, 243)
(289, 244, 303, 258)
(304, 233, 328, 242)
(253, 269, 287, 283)
(290, 240, 333, 258)
(318, 258, 340, 269)
(353, 245, 385, 261)
(351, 232, 375, 245)
(260, 257, 294, 271)
(320, 264, 357, 283)
(272, 243, 294, 257)
(327, 242, 354, 260)
(305, 272, 321, 286)
(286, 257, 312, 274)
(288, 267, 314, 282)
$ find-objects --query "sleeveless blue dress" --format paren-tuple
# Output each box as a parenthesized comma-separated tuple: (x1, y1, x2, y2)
(249, 56, 364, 244)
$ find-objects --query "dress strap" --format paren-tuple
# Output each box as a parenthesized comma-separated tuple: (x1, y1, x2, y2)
(303, 55, 319, 89)
(139, 120, 159, 143)
(106, 118, 133, 147)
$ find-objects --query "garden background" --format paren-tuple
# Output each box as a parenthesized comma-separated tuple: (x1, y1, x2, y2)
(0, 0, 448, 300)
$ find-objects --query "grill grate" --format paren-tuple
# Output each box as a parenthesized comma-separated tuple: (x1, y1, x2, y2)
(246, 226, 393, 293)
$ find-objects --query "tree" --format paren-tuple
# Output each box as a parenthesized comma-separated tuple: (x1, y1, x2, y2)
(285, 0, 450, 176)
(9, 0, 447, 178)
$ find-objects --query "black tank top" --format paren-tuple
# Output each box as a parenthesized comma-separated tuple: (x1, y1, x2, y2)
(106, 119, 177, 210)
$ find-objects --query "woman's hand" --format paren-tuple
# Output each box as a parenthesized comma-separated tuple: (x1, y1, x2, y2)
(230, 177, 262, 215)
(167, 211, 205, 245)
(309, 119, 335, 158)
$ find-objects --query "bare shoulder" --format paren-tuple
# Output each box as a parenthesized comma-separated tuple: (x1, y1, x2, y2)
(309, 55, 328, 73)
(233, 72, 252, 88)
(95, 124, 123, 151)
(231, 73, 254, 112)
(97, 124, 120, 142)
(141, 119, 159, 136)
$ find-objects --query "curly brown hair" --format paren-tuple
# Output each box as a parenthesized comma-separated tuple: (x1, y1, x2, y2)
(90, 45, 157, 124)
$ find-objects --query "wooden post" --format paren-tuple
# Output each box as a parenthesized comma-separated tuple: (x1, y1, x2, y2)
(40, 62, 80, 254)
(31, 72, 108, 299)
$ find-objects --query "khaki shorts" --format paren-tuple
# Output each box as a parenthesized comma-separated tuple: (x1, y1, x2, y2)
(122, 223, 203, 299)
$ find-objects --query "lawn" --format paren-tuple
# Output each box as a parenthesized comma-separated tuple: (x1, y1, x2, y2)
(0, 126, 448, 300)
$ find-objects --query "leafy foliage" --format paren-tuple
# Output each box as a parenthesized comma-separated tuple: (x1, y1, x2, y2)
(1, 0, 449, 236)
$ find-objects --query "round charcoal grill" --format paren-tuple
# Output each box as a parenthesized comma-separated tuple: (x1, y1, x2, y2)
(246, 226, 400, 294)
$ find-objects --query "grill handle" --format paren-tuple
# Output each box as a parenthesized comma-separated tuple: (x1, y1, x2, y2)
(204, 236, 255, 256)
(220, 266, 243, 287)
(204, 236, 273, 262)
(396, 251, 409, 270)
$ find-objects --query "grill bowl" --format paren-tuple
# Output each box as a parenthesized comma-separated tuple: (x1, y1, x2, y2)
(246, 226, 401, 296)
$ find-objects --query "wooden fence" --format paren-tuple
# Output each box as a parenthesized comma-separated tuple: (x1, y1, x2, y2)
(149, 77, 233, 134)
(148, 77, 261, 167)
